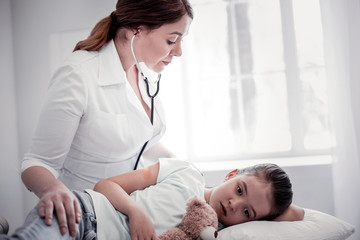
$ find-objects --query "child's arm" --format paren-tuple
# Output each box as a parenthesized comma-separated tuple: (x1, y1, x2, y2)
(273, 205, 305, 221)
(94, 162, 160, 240)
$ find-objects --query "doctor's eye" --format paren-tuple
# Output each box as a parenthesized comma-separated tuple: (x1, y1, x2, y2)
(167, 35, 180, 45)
(237, 186, 243, 196)
(167, 40, 176, 45)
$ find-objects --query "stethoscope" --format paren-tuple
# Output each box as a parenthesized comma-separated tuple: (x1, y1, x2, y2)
(131, 29, 161, 170)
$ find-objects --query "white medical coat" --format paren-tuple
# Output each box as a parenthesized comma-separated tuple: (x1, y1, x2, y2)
(21, 40, 166, 190)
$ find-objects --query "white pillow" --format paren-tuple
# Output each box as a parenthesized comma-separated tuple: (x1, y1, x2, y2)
(217, 208, 355, 240)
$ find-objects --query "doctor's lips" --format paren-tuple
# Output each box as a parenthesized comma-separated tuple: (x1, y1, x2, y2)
(162, 61, 171, 66)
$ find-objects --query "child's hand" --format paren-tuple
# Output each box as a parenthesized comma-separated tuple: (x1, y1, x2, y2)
(128, 204, 159, 240)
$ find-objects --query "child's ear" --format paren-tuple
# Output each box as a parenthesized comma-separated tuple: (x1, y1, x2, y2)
(224, 169, 239, 181)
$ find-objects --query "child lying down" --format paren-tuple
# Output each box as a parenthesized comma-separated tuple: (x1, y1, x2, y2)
(0, 159, 304, 240)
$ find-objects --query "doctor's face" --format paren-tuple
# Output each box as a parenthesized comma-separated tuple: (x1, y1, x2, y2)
(208, 174, 272, 226)
(134, 14, 192, 73)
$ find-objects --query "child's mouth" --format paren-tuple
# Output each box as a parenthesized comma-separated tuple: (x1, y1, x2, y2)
(221, 202, 227, 216)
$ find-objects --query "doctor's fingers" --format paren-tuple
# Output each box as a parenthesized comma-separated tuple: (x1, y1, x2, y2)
(38, 194, 78, 237)
(53, 195, 82, 238)
(62, 196, 82, 237)
(38, 199, 54, 226)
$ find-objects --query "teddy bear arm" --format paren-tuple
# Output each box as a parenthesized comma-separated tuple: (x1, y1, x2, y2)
(158, 228, 191, 240)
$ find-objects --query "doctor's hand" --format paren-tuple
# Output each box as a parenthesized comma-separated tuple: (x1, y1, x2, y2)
(128, 205, 159, 240)
(38, 180, 82, 238)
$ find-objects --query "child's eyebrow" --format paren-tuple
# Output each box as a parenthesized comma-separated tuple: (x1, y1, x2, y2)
(242, 180, 248, 194)
(242, 180, 257, 219)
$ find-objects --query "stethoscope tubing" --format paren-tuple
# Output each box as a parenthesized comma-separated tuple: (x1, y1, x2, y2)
(131, 31, 161, 170)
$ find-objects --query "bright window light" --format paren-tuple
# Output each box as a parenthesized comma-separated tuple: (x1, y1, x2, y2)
(161, 0, 334, 162)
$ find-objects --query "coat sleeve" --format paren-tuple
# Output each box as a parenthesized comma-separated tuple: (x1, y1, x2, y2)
(21, 63, 88, 178)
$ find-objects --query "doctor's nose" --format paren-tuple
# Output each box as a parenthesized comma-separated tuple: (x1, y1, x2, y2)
(171, 41, 182, 57)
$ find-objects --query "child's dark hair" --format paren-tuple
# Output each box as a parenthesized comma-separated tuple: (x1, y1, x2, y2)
(237, 163, 293, 220)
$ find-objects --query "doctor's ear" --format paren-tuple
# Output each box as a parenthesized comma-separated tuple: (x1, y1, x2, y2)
(224, 169, 239, 182)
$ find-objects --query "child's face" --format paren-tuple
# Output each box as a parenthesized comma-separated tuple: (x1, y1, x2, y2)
(208, 174, 272, 226)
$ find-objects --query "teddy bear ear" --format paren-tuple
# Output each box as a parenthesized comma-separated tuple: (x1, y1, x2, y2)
(187, 197, 203, 208)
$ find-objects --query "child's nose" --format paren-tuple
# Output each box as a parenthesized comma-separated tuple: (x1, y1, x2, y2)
(229, 198, 245, 212)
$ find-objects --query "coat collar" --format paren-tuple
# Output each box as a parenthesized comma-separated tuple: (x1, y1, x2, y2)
(98, 40, 127, 86)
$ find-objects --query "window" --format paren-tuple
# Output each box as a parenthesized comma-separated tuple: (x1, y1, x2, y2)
(161, 0, 334, 162)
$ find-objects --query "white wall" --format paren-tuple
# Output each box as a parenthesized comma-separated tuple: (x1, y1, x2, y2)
(0, 0, 24, 233)
(320, 1, 360, 239)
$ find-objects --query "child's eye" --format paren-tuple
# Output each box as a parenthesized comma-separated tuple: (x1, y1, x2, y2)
(167, 40, 176, 45)
(237, 186, 243, 195)
(244, 208, 250, 218)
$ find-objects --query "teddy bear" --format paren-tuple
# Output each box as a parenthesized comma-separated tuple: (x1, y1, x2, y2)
(158, 196, 218, 240)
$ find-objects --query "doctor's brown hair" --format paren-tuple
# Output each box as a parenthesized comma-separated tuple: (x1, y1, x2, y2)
(237, 163, 293, 220)
(73, 0, 193, 52)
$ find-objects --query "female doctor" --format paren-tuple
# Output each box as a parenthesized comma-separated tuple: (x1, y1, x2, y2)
(21, 0, 193, 237)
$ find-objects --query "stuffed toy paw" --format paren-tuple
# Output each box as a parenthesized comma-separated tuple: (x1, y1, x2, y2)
(159, 196, 218, 240)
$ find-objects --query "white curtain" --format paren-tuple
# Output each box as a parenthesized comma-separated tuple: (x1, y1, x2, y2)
(320, 0, 360, 239)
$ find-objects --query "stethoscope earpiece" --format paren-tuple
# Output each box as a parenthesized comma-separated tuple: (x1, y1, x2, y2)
(135, 28, 141, 35)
